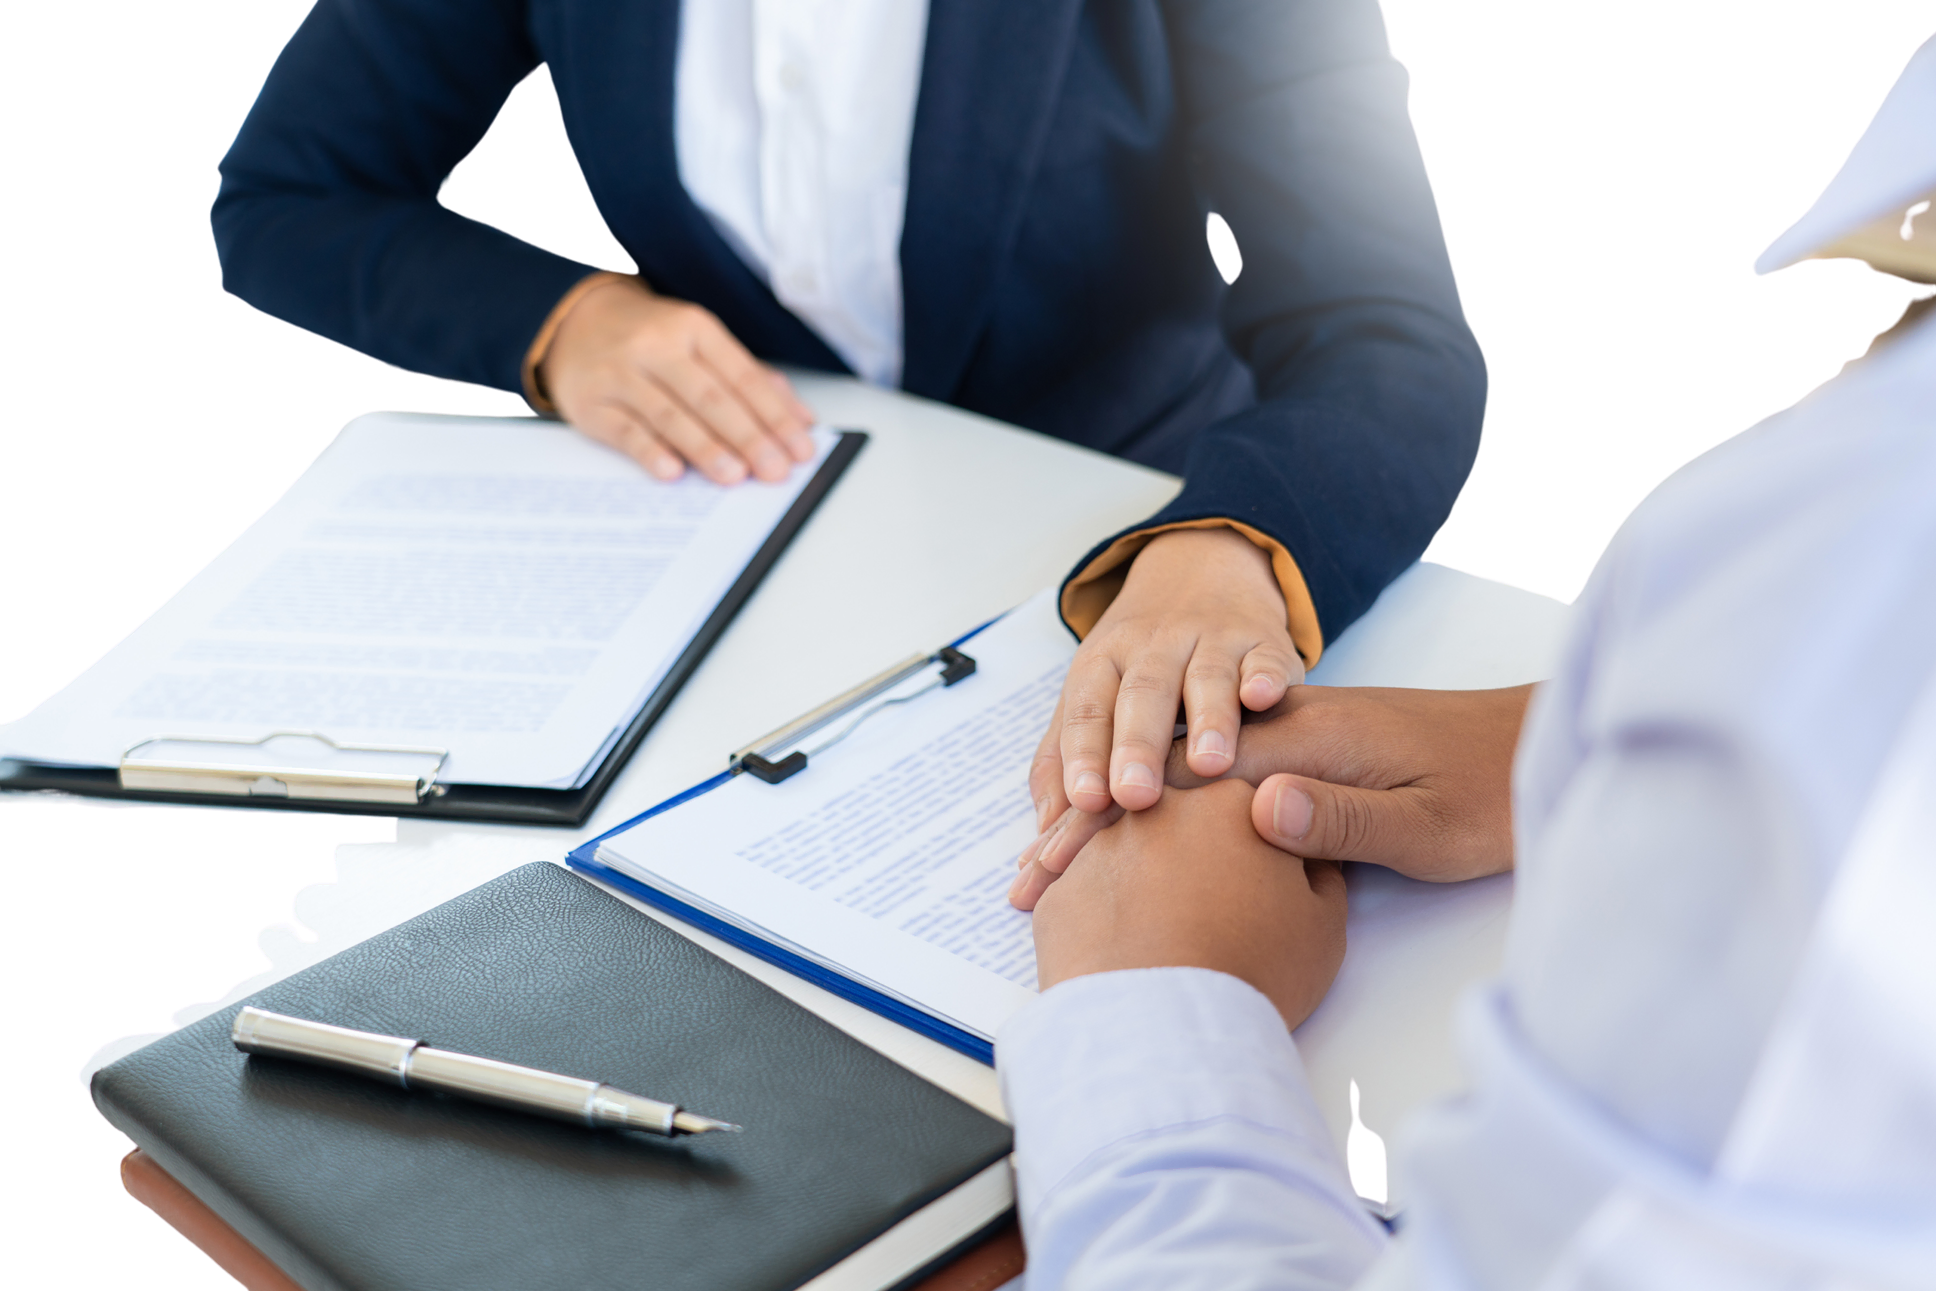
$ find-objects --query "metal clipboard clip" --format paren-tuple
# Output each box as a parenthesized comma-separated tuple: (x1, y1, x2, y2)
(119, 731, 449, 805)
(728, 646, 977, 785)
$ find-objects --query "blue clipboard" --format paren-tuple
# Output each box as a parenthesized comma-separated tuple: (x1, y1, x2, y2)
(566, 613, 1008, 1065)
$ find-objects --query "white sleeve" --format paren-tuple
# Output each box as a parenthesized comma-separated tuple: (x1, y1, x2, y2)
(997, 967, 1390, 1291)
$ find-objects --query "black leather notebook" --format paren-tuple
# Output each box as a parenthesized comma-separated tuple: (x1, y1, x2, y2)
(92, 863, 1014, 1291)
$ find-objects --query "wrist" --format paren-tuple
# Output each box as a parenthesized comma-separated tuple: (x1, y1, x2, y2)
(1137, 524, 1277, 580)
(1130, 525, 1280, 596)
(537, 274, 648, 387)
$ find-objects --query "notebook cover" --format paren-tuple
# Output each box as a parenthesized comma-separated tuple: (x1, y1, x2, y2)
(118, 1150, 1026, 1291)
(92, 862, 1014, 1291)
(121, 1149, 307, 1291)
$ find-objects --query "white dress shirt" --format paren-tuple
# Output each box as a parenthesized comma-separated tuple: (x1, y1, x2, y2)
(673, 0, 929, 388)
(997, 300, 1936, 1287)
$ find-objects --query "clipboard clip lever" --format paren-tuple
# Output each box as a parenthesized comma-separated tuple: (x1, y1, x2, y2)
(730, 646, 977, 785)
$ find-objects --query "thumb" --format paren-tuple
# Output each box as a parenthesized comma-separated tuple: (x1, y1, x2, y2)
(1251, 772, 1435, 869)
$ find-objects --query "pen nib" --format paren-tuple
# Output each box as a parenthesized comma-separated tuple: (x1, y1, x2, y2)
(673, 1111, 742, 1135)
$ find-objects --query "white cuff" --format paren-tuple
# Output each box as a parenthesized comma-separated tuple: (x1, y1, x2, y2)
(997, 966, 1354, 1210)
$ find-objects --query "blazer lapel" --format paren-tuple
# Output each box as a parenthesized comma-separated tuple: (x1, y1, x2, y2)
(547, 0, 846, 371)
(900, 0, 1086, 401)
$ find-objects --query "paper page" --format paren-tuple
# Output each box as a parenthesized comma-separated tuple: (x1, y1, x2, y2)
(0, 416, 837, 787)
(595, 589, 1075, 1041)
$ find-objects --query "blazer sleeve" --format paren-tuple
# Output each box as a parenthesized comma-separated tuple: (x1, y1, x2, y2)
(212, 0, 601, 394)
(1063, 0, 1486, 659)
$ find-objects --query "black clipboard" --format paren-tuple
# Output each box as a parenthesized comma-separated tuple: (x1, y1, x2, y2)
(0, 430, 866, 827)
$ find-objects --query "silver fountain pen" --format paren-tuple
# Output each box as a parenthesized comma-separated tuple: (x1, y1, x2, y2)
(231, 1006, 740, 1137)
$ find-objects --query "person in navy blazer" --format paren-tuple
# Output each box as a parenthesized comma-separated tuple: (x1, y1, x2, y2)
(215, 0, 1484, 843)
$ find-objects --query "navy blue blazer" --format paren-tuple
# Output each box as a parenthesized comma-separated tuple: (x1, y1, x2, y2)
(214, 0, 1484, 653)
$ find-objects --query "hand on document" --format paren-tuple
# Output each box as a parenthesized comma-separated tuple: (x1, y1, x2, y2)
(1029, 779, 1347, 1029)
(539, 275, 819, 485)
(1010, 683, 1528, 910)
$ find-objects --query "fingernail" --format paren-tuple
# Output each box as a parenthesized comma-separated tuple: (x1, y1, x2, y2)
(1024, 811, 1069, 868)
(1118, 762, 1158, 791)
(1191, 730, 1228, 761)
(1035, 795, 1054, 831)
(1074, 771, 1106, 799)
(715, 457, 747, 484)
(1272, 783, 1315, 840)
(1007, 869, 1028, 903)
(756, 449, 787, 478)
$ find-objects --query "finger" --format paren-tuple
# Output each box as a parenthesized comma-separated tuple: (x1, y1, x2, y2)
(1029, 696, 1071, 833)
(1180, 639, 1243, 780)
(624, 375, 752, 485)
(1165, 739, 1214, 789)
(1239, 639, 1302, 712)
(1010, 806, 1120, 908)
(1018, 802, 1120, 871)
(575, 402, 685, 481)
(1059, 653, 1124, 814)
(1007, 855, 1060, 910)
(1251, 772, 1435, 869)
(1018, 804, 1063, 868)
(1030, 804, 1122, 875)
(1108, 643, 1192, 812)
(689, 316, 818, 458)
(648, 354, 793, 483)
(621, 424, 690, 482)
(767, 370, 819, 456)
(1303, 858, 1347, 908)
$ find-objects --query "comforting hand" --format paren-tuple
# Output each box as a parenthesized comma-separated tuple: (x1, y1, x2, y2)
(538, 275, 818, 484)
(1028, 526, 1301, 828)
(1030, 780, 1347, 1029)
(1013, 683, 1531, 907)
(1210, 684, 1532, 882)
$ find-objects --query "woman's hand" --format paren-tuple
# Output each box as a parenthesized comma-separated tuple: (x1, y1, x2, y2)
(1028, 526, 1300, 826)
(1031, 780, 1347, 1030)
(538, 275, 818, 484)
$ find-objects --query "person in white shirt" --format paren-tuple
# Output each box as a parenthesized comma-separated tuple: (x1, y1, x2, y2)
(1000, 35, 1936, 1290)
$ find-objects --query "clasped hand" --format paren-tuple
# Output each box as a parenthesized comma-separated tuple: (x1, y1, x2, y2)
(1017, 683, 1530, 909)
(1023, 683, 1531, 1021)
(538, 275, 1527, 1020)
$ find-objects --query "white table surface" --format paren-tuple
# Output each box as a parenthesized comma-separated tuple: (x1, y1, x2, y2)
(1, 375, 1568, 1281)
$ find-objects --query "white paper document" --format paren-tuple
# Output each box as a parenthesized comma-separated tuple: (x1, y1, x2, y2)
(594, 589, 1078, 1043)
(0, 415, 838, 788)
